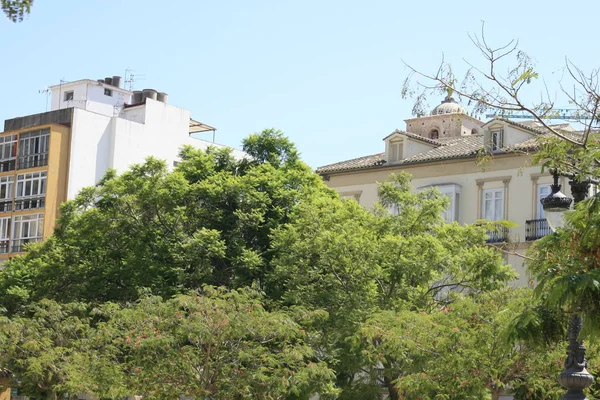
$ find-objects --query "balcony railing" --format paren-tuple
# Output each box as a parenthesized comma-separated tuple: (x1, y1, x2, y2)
(0, 200, 12, 213)
(0, 159, 15, 172)
(11, 238, 41, 253)
(14, 197, 45, 211)
(0, 240, 8, 254)
(525, 219, 551, 241)
(485, 225, 509, 244)
(17, 153, 49, 170)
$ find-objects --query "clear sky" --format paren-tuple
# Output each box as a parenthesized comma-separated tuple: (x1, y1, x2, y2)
(1, 0, 598, 168)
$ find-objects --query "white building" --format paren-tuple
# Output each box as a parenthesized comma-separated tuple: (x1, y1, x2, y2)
(0, 75, 244, 258)
(46, 76, 245, 199)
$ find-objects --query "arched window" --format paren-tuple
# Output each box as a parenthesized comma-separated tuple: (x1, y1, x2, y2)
(471, 128, 478, 135)
(429, 129, 439, 139)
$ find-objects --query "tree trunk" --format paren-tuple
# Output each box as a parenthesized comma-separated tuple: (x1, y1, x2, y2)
(384, 375, 400, 400)
(491, 388, 502, 400)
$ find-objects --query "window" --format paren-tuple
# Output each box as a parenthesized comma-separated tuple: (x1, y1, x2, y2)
(537, 184, 552, 220)
(420, 184, 461, 223)
(104, 88, 113, 96)
(388, 141, 403, 163)
(0, 176, 13, 213)
(64, 91, 74, 101)
(18, 129, 49, 169)
(437, 185, 461, 223)
(15, 172, 46, 210)
(0, 134, 17, 172)
(482, 188, 504, 221)
(0, 217, 9, 254)
(429, 129, 439, 140)
(490, 129, 504, 152)
(12, 213, 44, 253)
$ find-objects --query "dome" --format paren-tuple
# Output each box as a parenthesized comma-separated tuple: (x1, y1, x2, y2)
(431, 96, 466, 115)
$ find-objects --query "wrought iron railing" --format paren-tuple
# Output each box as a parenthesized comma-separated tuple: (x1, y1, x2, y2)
(11, 238, 41, 253)
(0, 159, 15, 172)
(525, 218, 551, 241)
(485, 225, 509, 244)
(14, 197, 45, 211)
(0, 200, 12, 213)
(0, 241, 9, 254)
(17, 153, 49, 170)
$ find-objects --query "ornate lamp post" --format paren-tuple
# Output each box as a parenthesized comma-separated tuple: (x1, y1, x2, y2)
(541, 170, 594, 400)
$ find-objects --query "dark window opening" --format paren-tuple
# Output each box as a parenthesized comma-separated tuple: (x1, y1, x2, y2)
(429, 129, 439, 139)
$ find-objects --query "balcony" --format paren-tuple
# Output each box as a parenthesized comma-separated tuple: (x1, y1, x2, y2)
(0, 159, 15, 172)
(525, 219, 551, 241)
(14, 197, 45, 211)
(0, 200, 12, 213)
(11, 238, 41, 253)
(17, 153, 49, 170)
(485, 226, 509, 244)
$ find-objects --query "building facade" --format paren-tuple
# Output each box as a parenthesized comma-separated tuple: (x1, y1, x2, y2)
(317, 96, 582, 286)
(0, 76, 244, 262)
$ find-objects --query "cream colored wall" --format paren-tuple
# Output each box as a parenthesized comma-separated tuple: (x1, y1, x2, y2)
(403, 138, 435, 159)
(324, 154, 561, 286)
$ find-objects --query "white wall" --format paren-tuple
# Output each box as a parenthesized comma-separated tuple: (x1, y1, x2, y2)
(68, 108, 113, 199)
(67, 99, 244, 200)
(50, 80, 132, 117)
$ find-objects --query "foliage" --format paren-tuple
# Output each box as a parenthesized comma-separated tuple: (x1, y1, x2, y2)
(527, 195, 600, 338)
(350, 288, 569, 400)
(0, 129, 519, 398)
(1, 0, 32, 22)
(0, 132, 325, 312)
(0, 288, 338, 400)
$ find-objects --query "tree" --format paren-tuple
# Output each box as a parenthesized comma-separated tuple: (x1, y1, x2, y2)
(0, 131, 325, 312)
(0, 129, 515, 398)
(1, 0, 32, 22)
(349, 288, 580, 400)
(268, 173, 515, 397)
(401, 23, 600, 182)
(0, 288, 338, 400)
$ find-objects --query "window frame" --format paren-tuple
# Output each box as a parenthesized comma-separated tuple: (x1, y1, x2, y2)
(481, 188, 505, 221)
(388, 140, 403, 163)
(104, 88, 113, 97)
(12, 213, 44, 252)
(0, 134, 17, 172)
(64, 91, 74, 101)
(490, 129, 504, 152)
(18, 129, 50, 170)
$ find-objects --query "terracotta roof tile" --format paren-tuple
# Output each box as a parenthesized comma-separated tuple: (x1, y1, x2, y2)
(316, 152, 386, 174)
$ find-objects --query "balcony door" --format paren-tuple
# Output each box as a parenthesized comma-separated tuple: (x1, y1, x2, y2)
(536, 184, 552, 237)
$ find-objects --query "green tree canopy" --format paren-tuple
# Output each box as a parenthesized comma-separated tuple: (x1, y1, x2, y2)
(1, 0, 32, 22)
(0, 129, 518, 398)
(0, 287, 337, 400)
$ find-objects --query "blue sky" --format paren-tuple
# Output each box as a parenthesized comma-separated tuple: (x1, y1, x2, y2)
(1, 0, 598, 168)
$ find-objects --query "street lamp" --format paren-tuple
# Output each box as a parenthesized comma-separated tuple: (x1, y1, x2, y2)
(540, 170, 594, 400)
(540, 171, 572, 231)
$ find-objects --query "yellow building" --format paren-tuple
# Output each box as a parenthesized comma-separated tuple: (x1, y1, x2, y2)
(0, 75, 243, 264)
(0, 121, 71, 261)
(316, 96, 586, 286)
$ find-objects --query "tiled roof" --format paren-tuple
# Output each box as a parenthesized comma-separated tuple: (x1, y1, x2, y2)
(384, 129, 442, 146)
(316, 119, 586, 175)
(402, 135, 483, 163)
(316, 136, 484, 174)
(317, 152, 386, 174)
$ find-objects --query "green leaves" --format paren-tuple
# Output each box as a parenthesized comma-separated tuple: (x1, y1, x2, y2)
(1, 0, 32, 22)
(0, 289, 337, 400)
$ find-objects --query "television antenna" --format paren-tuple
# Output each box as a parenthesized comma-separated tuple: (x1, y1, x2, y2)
(124, 68, 145, 91)
(38, 88, 51, 111)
